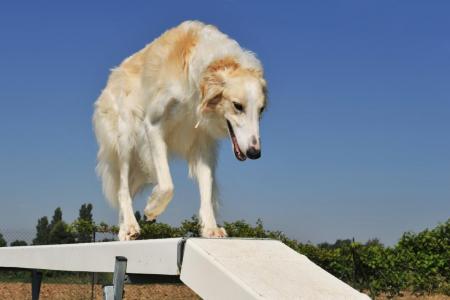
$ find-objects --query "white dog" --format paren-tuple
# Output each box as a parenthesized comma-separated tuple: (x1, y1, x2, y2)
(93, 21, 267, 241)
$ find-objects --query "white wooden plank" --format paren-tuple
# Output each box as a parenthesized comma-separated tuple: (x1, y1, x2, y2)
(180, 238, 371, 300)
(0, 238, 181, 275)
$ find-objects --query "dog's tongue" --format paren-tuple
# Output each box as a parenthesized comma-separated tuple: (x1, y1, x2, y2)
(231, 134, 246, 161)
(226, 120, 246, 161)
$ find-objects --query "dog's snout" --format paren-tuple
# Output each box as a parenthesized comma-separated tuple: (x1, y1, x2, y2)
(246, 147, 261, 160)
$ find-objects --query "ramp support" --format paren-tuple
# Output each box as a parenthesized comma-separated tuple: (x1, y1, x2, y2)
(103, 256, 127, 300)
(31, 269, 43, 300)
(177, 237, 187, 271)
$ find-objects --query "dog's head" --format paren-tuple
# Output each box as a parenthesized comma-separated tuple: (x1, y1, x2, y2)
(200, 58, 267, 161)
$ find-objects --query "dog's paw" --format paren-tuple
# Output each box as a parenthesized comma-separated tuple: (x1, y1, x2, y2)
(201, 227, 228, 238)
(144, 206, 160, 222)
(144, 209, 158, 222)
(144, 203, 165, 221)
(118, 223, 141, 241)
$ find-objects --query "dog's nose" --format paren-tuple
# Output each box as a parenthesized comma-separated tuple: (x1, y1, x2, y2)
(246, 147, 261, 160)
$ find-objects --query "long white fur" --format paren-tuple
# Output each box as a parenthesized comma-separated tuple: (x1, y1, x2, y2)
(93, 21, 265, 240)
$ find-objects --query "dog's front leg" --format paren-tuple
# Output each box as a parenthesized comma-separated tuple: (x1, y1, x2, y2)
(143, 119, 174, 221)
(192, 149, 227, 238)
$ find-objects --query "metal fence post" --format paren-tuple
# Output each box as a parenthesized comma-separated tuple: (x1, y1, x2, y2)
(91, 230, 96, 300)
(103, 256, 127, 300)
(177, 237, 187, 272)
(31, 270, 43, 300)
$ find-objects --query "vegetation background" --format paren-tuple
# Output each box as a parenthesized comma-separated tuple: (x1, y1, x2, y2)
(1, 203, 448, 299)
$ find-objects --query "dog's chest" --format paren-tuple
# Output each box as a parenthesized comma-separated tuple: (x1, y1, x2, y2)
(163, 108, 199, 158)
(169, 124, 194, 149)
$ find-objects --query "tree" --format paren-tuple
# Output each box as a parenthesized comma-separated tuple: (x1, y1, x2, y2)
(74, 203, 95, 243)
(178, 215, 201, 237)
(96, 222, 110, 233)
(48, 221, 75, 244)
(139, 221, 177, 239)
(79, 203, 93, 221)
(10, 240, 27, 247)
(224, 219, 267, 238)
(42, 207, 76, 244)
(50, 207, 63, 228)
(33, 216, 50, 245)
(332, 239, 353, 249)
(0, 232, 6, 247)
(365, 238, 383, 247)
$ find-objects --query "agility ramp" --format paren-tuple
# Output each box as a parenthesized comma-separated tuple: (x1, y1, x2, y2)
(0, 238, 370, 300)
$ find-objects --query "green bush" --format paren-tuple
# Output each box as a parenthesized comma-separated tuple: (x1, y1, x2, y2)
(395, 220, 449, 295)
(10, 240, 27, 247)
(0, 232, 6, 247)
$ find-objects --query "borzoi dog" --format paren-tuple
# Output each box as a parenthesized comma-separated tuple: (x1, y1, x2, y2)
(93, 21, 267, 241)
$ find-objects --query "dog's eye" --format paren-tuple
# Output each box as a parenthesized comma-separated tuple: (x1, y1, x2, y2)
(233, 102, 244, 112)
(260, 106, 265, 115)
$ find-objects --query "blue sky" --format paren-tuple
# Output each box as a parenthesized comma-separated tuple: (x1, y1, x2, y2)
(0, 1, 449, 245)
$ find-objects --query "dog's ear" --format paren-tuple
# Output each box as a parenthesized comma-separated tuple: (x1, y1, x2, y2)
(202, 85, 223, 111)
(200, 73, 224, 112)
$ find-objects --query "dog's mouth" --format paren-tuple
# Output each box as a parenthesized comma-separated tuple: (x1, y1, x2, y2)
(226, 120, 246, 161)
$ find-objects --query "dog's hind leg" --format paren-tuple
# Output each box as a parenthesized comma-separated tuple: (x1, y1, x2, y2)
(116, 117, 140, 241)
(143, 119, 174, 221)
(117, 156, 141, 241)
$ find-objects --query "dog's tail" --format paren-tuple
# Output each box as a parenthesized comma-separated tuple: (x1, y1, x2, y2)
(96, 149, 120, 208)
(93, 92, 121, 208)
